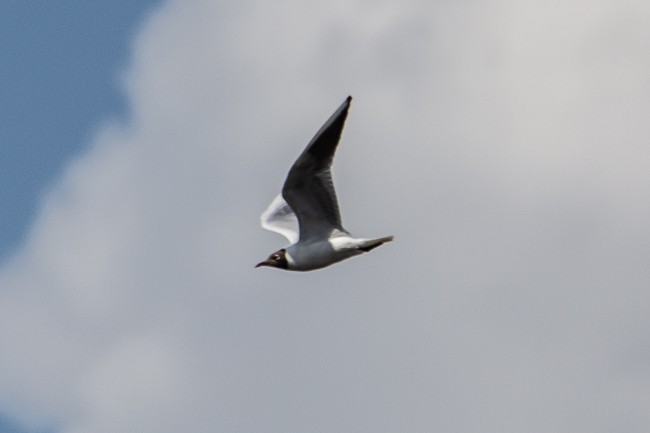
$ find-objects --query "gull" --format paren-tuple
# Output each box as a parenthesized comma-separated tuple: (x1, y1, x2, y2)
(256, 96, 393, 271)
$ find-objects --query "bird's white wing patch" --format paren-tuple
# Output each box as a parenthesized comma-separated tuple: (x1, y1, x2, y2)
(260, 194, 299, 244)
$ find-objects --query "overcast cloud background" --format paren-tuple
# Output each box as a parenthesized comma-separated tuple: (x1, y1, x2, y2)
(2, 0, 650, 432)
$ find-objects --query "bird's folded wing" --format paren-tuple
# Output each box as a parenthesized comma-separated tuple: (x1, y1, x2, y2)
(260, 194, 299, 244)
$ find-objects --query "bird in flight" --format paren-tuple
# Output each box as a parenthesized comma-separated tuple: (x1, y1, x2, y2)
(256, 96, 393, 271)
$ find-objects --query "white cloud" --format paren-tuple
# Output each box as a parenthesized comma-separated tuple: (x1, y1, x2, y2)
(2, 0, 650, 432)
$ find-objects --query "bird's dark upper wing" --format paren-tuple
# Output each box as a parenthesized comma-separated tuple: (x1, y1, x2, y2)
(281, 96, 352, 241)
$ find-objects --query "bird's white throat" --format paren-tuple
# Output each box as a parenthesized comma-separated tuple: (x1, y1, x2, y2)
(284, 251, 296, 267)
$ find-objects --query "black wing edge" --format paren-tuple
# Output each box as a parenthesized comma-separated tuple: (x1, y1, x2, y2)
(293, 95, 353, 170)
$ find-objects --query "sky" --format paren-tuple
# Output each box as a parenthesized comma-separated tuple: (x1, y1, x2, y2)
(0, 0, 162, 262)
(1, 1, 650, 432)
(1, 1, 162, 431)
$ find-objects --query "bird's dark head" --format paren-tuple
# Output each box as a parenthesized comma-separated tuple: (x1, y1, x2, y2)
(255, 249, 289, 270)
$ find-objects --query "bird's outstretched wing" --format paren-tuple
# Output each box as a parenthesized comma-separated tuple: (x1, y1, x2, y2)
(282, 96, 352, 241)
(260, 194, 299, 244)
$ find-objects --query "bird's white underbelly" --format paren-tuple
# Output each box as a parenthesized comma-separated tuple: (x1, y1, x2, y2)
(286, 236, 363, 271)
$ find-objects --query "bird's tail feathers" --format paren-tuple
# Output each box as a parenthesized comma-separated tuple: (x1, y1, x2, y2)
(357, 236, 394, 252)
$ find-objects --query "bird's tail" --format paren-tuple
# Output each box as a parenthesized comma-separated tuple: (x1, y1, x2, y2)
(357, 236, 394, 252)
